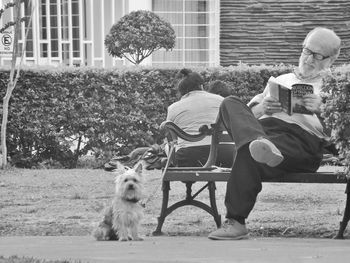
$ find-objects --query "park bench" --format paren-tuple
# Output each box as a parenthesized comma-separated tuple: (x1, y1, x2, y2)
(153, 117, 350, 239)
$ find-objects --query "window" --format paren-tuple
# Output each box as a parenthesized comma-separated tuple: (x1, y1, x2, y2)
(49, 1, 59, 58)
(0, 0, 132, 67)
(152, 0, 219, 67)
(23, 0, 34, 57)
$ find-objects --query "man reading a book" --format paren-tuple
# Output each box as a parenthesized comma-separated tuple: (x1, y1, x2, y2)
(208, 27, 341, 240)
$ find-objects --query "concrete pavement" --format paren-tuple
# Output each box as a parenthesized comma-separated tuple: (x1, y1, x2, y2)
(1, 236, 350, 263)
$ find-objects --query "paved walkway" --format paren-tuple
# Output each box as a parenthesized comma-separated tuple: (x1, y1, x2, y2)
(0, 236, 350, 263)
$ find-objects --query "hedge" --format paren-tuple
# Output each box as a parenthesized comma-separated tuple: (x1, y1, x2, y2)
(322, 64, 350, 177)
(0, 64, 348, 169)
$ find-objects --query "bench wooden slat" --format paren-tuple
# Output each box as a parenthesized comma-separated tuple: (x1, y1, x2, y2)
(164, 169, 347, 183)
(267, 172, 347, 184)
(163, 170, 230, 182)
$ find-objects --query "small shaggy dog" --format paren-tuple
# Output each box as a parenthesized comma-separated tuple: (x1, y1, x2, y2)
(93, 162, 145, 241)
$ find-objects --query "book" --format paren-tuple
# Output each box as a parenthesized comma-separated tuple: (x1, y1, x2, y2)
(268, 76, 314, 115)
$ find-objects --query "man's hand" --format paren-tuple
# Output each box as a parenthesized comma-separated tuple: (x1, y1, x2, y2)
(261, 96, 282, 115)
(160, 121, 168, 130)
(302, 94, 322, 113)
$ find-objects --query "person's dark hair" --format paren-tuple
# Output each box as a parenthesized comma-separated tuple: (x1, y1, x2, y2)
(208, 80, 232, 97)
(177, 68, 204, 96)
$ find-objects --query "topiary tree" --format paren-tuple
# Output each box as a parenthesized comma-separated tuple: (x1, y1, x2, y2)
(105, 10, 176, 65)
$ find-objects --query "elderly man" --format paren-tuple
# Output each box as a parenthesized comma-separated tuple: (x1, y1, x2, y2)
(208, 27, 341, 240)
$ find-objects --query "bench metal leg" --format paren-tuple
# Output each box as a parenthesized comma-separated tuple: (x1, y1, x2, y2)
(153, 181, 222, 234)
(335, 180, 350, 239)
(153, 181, 170, 236)
(208, 182, 221, 228)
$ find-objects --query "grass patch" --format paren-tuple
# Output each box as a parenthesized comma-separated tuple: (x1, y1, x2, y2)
(0, 168, 348, 238)
(0, 255, 83, 263)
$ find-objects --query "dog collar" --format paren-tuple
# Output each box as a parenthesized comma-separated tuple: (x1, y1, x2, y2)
(123, 197, 140, 203)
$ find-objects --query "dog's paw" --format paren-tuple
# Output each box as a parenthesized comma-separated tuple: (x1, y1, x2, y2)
(132, 236, 144, 241)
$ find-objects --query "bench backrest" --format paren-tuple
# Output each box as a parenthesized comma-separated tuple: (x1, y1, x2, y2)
(161, 116, 347, 184)
(162, 115, 233, 168)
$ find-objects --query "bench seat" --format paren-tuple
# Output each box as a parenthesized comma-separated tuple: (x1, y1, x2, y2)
(163, 168, 347, 183)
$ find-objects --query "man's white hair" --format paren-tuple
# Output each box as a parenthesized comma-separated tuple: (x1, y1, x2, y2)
(303, 27, 341, 59)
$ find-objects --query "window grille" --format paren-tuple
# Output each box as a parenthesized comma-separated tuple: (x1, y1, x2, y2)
(152, 0, 220, 67)
(0, 0, 127, 67)
(0, 0, 219, 67)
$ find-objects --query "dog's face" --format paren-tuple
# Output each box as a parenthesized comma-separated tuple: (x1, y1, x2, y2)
(114, 162, 144, 202)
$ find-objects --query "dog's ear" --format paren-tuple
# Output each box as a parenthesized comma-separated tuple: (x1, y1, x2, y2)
(134, 162, 143, 174)
(112, 161, 130, 173)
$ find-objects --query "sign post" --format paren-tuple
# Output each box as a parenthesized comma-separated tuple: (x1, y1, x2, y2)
(0, 31, 14, 56)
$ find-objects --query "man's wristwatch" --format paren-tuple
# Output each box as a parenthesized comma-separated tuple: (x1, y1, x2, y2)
(248, 102, 259, 109)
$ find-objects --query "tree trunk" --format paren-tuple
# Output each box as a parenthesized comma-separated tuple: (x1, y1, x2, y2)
(1, 81, 15, 167)
(1, 0, 21, 168)
(73, 135, 83, 168)
(1, 0, 33, 168)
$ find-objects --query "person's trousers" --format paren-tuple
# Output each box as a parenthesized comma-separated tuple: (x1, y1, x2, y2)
(176, 144, 235, 167)
(219, 96, 325, 219)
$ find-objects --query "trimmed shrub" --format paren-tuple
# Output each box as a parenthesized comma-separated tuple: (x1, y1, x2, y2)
(322, 64, 350, 177)
(1, 67, 178, 167)
(105, 10, 176, 64)
(9, 64, 350, 169)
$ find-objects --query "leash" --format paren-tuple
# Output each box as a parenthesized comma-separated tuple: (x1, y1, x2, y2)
(141, 174, 163, 208)
(140, 142, 175, 208)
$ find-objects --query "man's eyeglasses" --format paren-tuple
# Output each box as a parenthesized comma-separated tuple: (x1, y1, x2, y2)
(302, 47, 330, 61)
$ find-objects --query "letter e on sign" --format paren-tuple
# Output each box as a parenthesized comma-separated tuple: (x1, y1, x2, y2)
(0, 31, 14, 56)
(2, 34, 12, 46)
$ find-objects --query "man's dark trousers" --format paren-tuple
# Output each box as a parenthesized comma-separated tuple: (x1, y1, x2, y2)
(219, 96, 324, 219)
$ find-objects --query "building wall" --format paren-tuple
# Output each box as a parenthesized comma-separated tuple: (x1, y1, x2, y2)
(0, 0, 220, 68)
(220, 0, 350, 66)
(0, 0, 132, 67)
(1, 0, 349, 67)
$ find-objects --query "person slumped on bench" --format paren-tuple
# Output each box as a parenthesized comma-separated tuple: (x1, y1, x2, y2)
(208, 80, 233, 98)
(208, 27, 342, 240)
(164, 68, 234, 167)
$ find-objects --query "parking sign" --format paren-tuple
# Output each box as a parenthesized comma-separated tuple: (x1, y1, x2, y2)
(0, 31, 14, 56)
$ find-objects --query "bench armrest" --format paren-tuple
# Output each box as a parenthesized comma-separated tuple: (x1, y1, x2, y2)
(161, 121, 213, 142)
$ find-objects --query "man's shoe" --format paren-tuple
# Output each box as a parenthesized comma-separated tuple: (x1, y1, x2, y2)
(249, 138, 284, 167)
(208, 219, 249, 240)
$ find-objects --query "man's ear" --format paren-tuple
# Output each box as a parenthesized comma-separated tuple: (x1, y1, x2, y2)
(328, 56, 338, 66)
(326, 51, 340, 67)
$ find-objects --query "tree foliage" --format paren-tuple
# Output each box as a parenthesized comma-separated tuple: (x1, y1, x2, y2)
(105, 10, 176, 65)
(322, 65, 350, 177)
(0, 0, 27, 33)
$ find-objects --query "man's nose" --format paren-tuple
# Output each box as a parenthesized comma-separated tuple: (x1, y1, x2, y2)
(305, 54, 315, 63)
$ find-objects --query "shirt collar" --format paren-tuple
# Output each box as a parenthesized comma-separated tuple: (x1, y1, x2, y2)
(293, 67, 330, 82)
(181, 90, 205, 99)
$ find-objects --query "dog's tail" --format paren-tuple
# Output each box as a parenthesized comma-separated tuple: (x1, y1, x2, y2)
(92, 223, 119, 241)
(92, 227, 107, 241)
